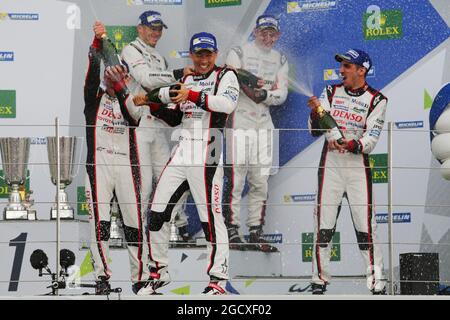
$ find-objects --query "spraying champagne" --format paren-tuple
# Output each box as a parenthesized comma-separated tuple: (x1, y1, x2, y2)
(308, 96, 344, 145)
(143, 84, 181, 104)
(314, 104, 344, 144)
(100, 33, 122, 68)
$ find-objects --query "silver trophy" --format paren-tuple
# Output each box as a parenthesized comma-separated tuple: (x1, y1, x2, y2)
(0, 137, 36, 220)
(169, 220, 183, 243)
(109, 198, 125, 248)
(47, 136, 78, 219)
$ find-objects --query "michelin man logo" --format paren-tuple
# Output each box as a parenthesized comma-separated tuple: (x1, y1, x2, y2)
(430, 82, 450, 180)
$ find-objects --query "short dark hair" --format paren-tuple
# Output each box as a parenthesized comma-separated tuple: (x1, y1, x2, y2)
(356, 65, 368, 77)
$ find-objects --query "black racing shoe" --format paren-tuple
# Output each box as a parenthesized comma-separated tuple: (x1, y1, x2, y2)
(227, 227, 248, 251)
(202, 278, 227, 295)
(132, 281, 146, 295)
(95, 276, 111, 295)
(311, 283, 327, 295)
(371, 287, 387, 295)
(136, 268, 171, 295)
(248, 226, 279, 253)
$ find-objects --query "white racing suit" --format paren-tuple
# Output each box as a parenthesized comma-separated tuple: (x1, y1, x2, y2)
(121, 38, 189, 235)
(84, 39, 149, 284)
(223, 42, 288, 229)
(145, 66, 240, 280)
(308, 84, 388, 292)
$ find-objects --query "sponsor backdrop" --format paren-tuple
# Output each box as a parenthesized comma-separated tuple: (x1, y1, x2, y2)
(0, 0, 449, 295)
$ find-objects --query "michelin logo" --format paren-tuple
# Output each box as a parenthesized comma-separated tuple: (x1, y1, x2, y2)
(0, 13, 39, 20)
(395, 121, 423, 129)
(287, 1, 337, 13)
(284, 194, 316, 202)
(244, 233, 283, 243)
(376, 213, 411, 224)
(0, 52, 14, 61)
(128, 0, 182, 5)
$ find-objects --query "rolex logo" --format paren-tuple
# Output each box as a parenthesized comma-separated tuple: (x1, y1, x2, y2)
(106, 25, 137, 51)
(369, 157, 375, 169)
(364, 6, 403, 40)
(379, 14, 387, 26)
(114, 30, 123, 42)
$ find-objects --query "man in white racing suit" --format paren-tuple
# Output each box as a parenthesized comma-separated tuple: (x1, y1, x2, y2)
(120, 11, 193, 265)
(307, 49, 387, 295)
(224, 14, 288, 252)
(132, 32, 239, 295)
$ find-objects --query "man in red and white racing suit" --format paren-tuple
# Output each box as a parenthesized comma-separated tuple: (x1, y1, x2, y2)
(84, 22, 150, 294)
(308, 49, 387, 295)
(223, 15, 288, 252)
(131, 32, 239, 295)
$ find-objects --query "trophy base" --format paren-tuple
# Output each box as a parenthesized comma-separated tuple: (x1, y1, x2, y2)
(50, 208, 74, 220)
(4, 209, 36, 220)
(27, 209, 37, 220)
(109, 237, 125, 248)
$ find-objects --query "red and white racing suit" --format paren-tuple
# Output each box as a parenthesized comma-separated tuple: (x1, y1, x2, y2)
(308, 84, 387, 292)
(145, 66, 240, 280)
(223, 42, 288, 229)
(84, 38, 149, 284)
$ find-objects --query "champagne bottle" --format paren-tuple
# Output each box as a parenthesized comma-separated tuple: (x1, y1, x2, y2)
(100, 34, 122, 68)
(146, 84, 181, 104)
(236, 68, 260, 89)
(315, 105, 345, 144)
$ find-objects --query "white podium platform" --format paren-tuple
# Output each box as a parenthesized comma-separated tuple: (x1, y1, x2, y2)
(0, 220, 292, 296)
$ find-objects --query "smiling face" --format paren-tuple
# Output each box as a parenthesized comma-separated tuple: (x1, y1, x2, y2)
(137, 24, 163, 47)
(339, 61, 367, 90)
(189, 50, 218, 74)
(254, 27, 280, 50)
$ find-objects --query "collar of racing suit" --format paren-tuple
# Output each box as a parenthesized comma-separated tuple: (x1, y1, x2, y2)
(136, 37, 155, 51)
(344, 83, 369, 97)
(104, 91, 117, 100)
(191, 65, 219, 81)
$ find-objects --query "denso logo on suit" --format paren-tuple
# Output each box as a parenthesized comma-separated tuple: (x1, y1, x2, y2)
(332, 110, 363, 122)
